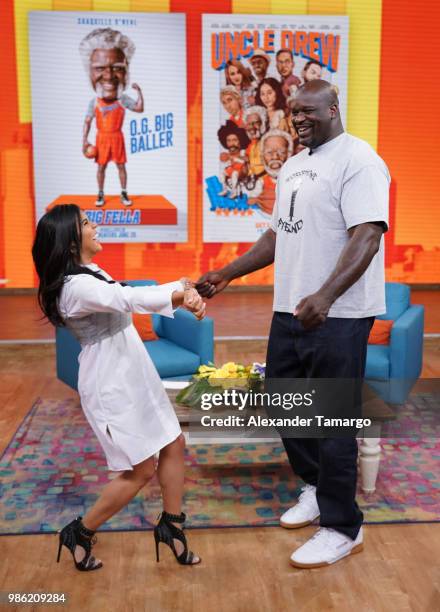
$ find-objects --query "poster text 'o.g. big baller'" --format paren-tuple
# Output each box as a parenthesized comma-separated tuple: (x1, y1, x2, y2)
(202, 15, 349, 243)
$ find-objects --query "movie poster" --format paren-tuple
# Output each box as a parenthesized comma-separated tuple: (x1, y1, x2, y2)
(29, 11, 187, 243)
(202, 15, 349, 243)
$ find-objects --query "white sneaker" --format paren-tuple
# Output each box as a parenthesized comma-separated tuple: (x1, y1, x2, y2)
(290, 527, 364, 569)
(280, 485, 320, 529)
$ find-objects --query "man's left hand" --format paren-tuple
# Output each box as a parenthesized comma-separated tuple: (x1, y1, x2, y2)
(294, 291, 333, 330)
(132, 83, 142, 92)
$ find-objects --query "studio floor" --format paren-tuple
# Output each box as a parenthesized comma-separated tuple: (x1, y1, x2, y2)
(0, 291, 439, 612)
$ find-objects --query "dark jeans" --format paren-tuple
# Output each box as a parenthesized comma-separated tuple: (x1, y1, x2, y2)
(266, 313, 374, 540)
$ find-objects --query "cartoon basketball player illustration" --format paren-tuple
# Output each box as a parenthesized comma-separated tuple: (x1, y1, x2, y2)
(79, 28, 144, 207)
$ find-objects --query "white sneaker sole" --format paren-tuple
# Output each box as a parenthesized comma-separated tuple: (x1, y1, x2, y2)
(289, 542, 364, 569)
(280, 513, 320, 529)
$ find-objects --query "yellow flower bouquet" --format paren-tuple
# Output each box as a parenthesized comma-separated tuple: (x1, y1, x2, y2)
(175, 362, 265, 407)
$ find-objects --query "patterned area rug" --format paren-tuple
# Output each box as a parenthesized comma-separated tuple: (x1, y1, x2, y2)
(0, 397, 439, 535)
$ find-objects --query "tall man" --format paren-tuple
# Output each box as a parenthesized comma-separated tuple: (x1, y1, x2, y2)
(197, 80, 390, 569)
(80, 28, 144, 207)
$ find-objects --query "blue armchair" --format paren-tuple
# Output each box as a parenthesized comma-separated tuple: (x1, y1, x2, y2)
(365, 283, 424, 405)
(56, 280, 214, 390)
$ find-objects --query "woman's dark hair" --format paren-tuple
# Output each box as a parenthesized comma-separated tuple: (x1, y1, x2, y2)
(32, 203, 108, 326)
(255, 77, 286, 111)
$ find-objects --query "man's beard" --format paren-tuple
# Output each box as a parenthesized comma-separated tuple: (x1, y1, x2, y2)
(264, 160, 283, 178)
(246, 128, 261, 140)
(95, 81, 126, 100)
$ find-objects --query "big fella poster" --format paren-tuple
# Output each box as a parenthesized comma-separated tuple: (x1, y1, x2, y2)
(202, 14, 349, 243)
(29, 12, 187, 243)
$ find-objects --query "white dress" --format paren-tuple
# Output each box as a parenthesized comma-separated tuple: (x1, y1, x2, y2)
(58, 264, 183, 471)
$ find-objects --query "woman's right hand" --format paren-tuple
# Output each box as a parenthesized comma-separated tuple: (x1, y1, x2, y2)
(183, 287, 206, 320)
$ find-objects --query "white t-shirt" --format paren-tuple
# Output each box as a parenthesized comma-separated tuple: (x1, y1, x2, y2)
(270, 132, 390, 318)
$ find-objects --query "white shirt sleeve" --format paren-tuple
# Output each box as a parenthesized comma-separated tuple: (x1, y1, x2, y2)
(60, 275, 184, 319)
(341, 164, 390, 231)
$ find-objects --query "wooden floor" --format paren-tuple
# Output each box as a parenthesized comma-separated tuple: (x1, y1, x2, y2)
(0, 293, 439, 612)
(1, 525, 439, 612)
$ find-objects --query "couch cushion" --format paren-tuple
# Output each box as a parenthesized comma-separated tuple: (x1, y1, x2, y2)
(145, 338, 200, 378)
(368, 319, 393, 345)
(377, 283, 410, 321)
(132, 313, 158, 341)
(365, 345, 390, 380)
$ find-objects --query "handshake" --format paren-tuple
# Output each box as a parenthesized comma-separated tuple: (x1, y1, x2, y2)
(178, 270, 229, 321)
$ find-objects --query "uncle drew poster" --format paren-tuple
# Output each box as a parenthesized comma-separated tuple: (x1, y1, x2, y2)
(202, 14, 349, 243)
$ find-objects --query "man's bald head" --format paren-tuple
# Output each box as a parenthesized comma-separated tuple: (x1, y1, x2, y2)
(290, 79, 343, 150)
(297, 79, 339, 107)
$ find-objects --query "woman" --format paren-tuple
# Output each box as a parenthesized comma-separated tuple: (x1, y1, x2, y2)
(225, 59, 255, 108)
(32, 204, 205, 571)
(255, 77, 290, 132)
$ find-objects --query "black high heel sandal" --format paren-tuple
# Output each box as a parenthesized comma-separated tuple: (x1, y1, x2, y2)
(56, 516, 103, 572)
(154, 511, 201, 565)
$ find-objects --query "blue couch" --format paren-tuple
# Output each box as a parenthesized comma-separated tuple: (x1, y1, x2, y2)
(56, 280, 214, 390)
(365, 282, 424, 405)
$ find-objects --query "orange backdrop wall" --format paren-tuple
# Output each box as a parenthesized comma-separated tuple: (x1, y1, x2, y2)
(378, 0, 440, 283)
(0, 0, 439, 288)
